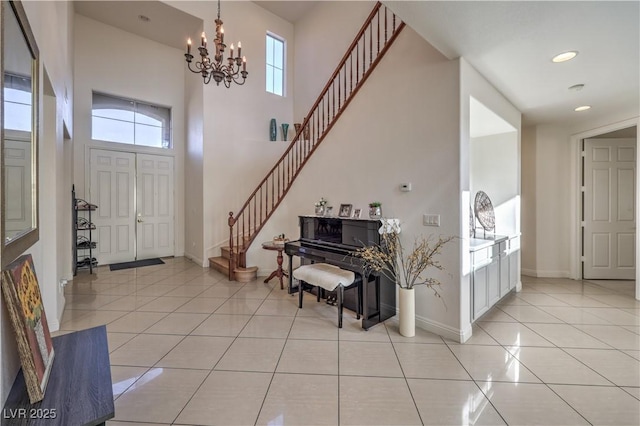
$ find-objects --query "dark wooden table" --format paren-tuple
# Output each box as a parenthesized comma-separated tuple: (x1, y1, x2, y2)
(261, 241, 288, 289)
(2, 325, 114, 426)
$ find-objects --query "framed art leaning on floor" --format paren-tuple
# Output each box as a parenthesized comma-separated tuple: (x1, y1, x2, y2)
(1, 254, 55, 403)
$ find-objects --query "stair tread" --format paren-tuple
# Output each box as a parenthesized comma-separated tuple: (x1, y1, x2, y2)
(208, 256, 227, 266)
(208, 257, 257, 273)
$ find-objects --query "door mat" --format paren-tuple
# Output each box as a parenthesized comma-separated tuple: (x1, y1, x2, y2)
(109, 258, 165, 271)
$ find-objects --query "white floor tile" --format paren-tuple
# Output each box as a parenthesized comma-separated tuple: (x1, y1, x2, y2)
(67, 261, 639, 425)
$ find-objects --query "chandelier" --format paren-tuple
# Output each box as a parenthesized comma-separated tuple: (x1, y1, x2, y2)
(184, 0, 248, 87)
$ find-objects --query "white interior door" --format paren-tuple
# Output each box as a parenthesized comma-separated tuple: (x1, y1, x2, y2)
(584, 138, 636, 279)
(136, 154, 174, 260)
(90, 149, 136, 264)
(4, 138, 32, 239)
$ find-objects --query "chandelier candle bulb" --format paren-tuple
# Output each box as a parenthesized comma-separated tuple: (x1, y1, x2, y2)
(238, 42, 242, 57)
(230, 43, 234, 58)
(201, 32, 206, 47)
(243, 56, 246, 71)
(220, 27, 224, 43)
(187, 38, 191, 54)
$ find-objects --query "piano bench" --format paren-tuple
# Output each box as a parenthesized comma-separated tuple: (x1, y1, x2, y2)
(293, 263, 362, 328)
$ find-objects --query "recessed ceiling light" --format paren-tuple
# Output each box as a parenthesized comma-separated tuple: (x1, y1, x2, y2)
(569, 84, 585, 91)
(138, 14, 151, 23)
(574, 105, 591, 112)
(552, 51, 578, 63)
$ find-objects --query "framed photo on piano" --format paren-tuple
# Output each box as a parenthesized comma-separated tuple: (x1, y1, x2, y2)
(338, 204, 353, 217)
(352, 208, 362, 218)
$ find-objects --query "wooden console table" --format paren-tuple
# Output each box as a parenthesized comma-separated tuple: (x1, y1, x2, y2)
(261, 241, 288, 289)
(2, 325, 114, 426)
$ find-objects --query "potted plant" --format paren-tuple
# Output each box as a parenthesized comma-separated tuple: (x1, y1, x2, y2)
(315, 197, 328, 216)
(354, 220, 453, 336)
(368, 202, 382, 219)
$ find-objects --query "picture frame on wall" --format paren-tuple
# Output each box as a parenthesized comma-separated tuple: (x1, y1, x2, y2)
(1, 254, 55, 403)
(338, 204, 353, 217)
(352, 208, 362, 218)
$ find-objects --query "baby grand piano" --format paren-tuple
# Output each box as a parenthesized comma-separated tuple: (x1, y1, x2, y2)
(285, 215, 396, 329)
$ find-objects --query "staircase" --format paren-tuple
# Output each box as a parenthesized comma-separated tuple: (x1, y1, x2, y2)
(215, 2, 405, 281)
(209, 242, 257, 282)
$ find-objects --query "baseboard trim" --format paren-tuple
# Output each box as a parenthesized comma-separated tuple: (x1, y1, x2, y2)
(521, 268, 571, 278)
(184, 252, 205, 268)
(414, 314, 468, 343)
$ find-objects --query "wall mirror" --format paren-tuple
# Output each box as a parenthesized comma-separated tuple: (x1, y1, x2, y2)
(1, 0, 39, 267)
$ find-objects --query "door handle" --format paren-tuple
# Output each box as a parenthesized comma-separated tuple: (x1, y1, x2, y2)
(137, 214, 143, 223)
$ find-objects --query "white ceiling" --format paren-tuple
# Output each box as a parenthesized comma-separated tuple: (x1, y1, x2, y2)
(255, 1, 319, 23)
(73, 1, 639, 129)
(74, 1, 202, 50)
(386, 1, 639, 128)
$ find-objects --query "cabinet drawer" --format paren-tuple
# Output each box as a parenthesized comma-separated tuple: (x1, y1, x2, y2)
(472, 245, 500, 268)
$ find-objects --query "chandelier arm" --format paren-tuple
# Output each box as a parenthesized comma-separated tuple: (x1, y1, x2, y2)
(186, 61, 204, 74)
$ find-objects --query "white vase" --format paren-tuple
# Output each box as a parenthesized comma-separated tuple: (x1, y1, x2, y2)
(398, 287, 415, 337)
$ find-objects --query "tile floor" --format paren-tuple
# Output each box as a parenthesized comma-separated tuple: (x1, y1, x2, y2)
(58, 257, 640, 425)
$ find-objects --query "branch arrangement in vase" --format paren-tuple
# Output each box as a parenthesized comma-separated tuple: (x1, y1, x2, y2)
(354, 222, 453, 299)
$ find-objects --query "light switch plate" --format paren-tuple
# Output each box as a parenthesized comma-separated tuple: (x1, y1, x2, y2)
(423, 214, 440, 227)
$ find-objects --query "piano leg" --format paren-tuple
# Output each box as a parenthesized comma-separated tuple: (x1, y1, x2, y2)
(338, 285, 344, 328)
(287, 254, 295, 295)
(298, 279, 304, 308)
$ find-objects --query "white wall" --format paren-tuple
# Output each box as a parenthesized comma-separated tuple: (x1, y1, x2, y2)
(72, 14, 186, 259)
(170, 1, 296, 263)
(521, 125, 537, 273)
(522, 110, 639, 279)
(250, 24, 464, 340)
(533, 124, 573, 277)
(183, 41, 205, 265)
(1, 0, 74, 406)
(293, 1, 374, 120)
(460, 59, 522, 333)
(470, 132, 519, 235)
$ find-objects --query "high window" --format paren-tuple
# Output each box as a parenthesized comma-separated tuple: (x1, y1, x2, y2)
(3, 73, 32, 132)
(91, 92, 171, 149)
(266, 33, 285, 96)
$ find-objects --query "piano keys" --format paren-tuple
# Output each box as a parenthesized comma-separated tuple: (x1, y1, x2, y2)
(285, 216, 396, 329)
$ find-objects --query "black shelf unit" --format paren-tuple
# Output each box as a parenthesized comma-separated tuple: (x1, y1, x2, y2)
(73, 185, 98, 275)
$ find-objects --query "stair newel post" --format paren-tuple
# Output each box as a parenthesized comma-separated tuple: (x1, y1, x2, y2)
(228, 212, 236, 281)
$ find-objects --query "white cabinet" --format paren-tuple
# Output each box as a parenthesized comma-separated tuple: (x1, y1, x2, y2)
(470, 236, 519, 322)
(508, 236, 520, 290)
(472, 261, 489, 319)
(487, 247, 501, 306)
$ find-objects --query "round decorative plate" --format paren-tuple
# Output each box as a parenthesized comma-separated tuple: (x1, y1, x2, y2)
(469, 205, 475, 237)
(474, 191, 495, 232)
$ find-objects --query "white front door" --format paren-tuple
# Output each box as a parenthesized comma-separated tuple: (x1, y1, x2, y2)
(136, 154, 174, 260)
(90, 149, 174, 264)
(583, 138, 636, 279)
(90, 149, 136, 264)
